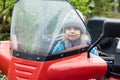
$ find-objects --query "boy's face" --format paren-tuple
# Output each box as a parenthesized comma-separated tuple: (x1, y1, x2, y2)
(64, 26, 81, 41)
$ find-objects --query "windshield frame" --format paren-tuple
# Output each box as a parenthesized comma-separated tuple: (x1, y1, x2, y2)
(11, 0, 91, 61)
(13, 45, 89, 61)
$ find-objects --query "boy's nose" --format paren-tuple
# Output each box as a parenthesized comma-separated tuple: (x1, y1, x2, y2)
(70, 29, 75, 32)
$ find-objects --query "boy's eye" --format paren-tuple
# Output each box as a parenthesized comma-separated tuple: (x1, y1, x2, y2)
(66, 27, 80, 31)
(74, 27, 79, 30)
(66, 27, 71, 30)
(66, 27, 79, 30)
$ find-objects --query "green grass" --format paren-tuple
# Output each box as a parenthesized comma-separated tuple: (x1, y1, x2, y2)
(0, 71, 7, 80)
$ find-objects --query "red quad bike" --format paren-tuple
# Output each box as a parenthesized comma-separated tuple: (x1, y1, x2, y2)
(0, 0, 120, 80)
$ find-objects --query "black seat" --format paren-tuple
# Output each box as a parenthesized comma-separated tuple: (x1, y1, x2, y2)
(87, 17, 107, 43)
(87, 18, 117, 54)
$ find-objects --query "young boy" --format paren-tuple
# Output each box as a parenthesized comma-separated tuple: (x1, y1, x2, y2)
(52, 9, 98, 55)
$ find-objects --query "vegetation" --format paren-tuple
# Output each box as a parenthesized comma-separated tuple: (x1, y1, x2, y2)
(0, 0, 120, 79)
(70, 0, 120, 18)
(0, 0, 16, 40)
(0, 0, 120, 40)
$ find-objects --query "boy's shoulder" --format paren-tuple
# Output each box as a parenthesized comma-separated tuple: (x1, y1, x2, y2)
(59, 40, 64, 44)
(56, 40, 65, 47)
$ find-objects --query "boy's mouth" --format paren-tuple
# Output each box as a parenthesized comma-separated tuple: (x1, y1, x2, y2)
(68, 35, 76, 37)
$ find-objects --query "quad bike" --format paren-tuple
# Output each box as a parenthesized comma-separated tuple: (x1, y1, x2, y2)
(0, 0, 120, 80)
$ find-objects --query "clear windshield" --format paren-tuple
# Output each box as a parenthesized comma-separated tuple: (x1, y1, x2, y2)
(11, 0, 91, 58)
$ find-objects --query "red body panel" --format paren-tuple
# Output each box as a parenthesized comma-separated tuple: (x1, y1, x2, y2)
(0, 41, 108, 80)
(8, 57, 43, 80)
(0, 41, 11, 75)
(46, 53, 107, 80)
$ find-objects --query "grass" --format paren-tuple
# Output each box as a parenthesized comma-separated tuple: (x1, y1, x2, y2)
(0, 71, 7, 80)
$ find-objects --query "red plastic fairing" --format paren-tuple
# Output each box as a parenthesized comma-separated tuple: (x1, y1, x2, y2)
(8, 53, 107, 80)
(47, 53, 107, 80)
(0, 41, 12, 75)
(0, 41, 107, 80)
(8, 57, 43, 80)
